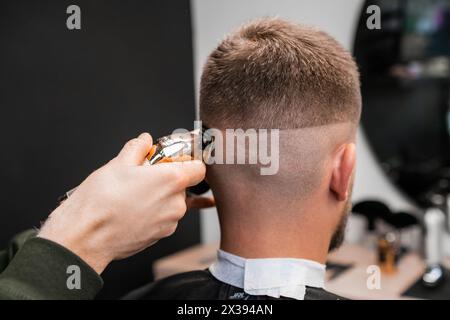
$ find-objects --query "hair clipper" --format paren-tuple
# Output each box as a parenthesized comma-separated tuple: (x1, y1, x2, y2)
(58, 128, 212, 203)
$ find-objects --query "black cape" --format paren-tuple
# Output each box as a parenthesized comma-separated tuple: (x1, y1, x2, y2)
(123, 270, 346, 300)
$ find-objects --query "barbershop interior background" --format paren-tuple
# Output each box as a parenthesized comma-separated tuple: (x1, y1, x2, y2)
(1, 0, 450, 299)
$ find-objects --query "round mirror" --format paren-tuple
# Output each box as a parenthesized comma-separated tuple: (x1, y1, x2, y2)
(354, 0, 450, 207)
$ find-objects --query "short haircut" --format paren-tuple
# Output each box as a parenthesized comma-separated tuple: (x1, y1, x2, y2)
(200, 18, 361, 129)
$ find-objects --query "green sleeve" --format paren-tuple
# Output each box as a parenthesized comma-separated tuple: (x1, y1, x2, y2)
(0, 230, 36, 274)
(0, 231, 103, 300)
(0, 252, 6, 273)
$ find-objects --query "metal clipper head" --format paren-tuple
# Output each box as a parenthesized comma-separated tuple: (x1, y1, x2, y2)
(147, 128, 213, 165)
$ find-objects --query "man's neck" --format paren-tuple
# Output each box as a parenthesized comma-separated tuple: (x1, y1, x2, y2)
(217, 200, 333, 264)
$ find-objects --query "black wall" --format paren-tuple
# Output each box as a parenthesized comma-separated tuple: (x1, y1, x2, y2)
(0, 0, 200, 298)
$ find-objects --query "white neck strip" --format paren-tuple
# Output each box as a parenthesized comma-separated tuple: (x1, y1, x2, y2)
(209, 250, 326, 300)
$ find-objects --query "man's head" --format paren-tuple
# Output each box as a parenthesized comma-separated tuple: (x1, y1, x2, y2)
(199, 18, 361, 258)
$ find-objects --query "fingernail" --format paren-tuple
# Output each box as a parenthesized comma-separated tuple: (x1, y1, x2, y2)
(138, 132, 151, 140)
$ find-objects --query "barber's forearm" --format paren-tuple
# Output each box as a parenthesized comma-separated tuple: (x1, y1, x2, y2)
(38, 203, 112, 275)
(0, 237, 103, 300)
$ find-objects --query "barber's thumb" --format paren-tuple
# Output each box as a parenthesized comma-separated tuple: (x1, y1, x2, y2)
(116, 132, 153, 165)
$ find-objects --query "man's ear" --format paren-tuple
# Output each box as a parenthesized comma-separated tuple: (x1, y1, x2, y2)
(330, 143, 356, 201)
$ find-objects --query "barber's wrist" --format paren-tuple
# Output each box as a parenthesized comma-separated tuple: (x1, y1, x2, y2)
(37, 205, 112, 275)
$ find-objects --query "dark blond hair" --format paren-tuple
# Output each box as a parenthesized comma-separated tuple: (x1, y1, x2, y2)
(200, 18, 361, 129)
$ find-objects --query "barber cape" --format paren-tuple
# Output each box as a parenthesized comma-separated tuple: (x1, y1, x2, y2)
(124, 250, 345, 300)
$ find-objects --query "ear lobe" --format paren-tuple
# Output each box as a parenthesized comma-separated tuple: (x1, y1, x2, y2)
(330, 143, 356, 201)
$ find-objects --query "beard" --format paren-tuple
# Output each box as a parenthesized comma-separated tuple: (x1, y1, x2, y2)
(328, 197, 352, 252)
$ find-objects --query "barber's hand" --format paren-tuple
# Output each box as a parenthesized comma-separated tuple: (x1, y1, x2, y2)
(168, 155, 215, 210)
(38, 133, 205, 274)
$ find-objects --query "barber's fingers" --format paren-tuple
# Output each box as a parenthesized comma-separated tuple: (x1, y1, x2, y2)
(186, 196, 215, 209)
(116, 133, 153, 165)
(157, 155, 193, 163)
(155, 160, 206, 191)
